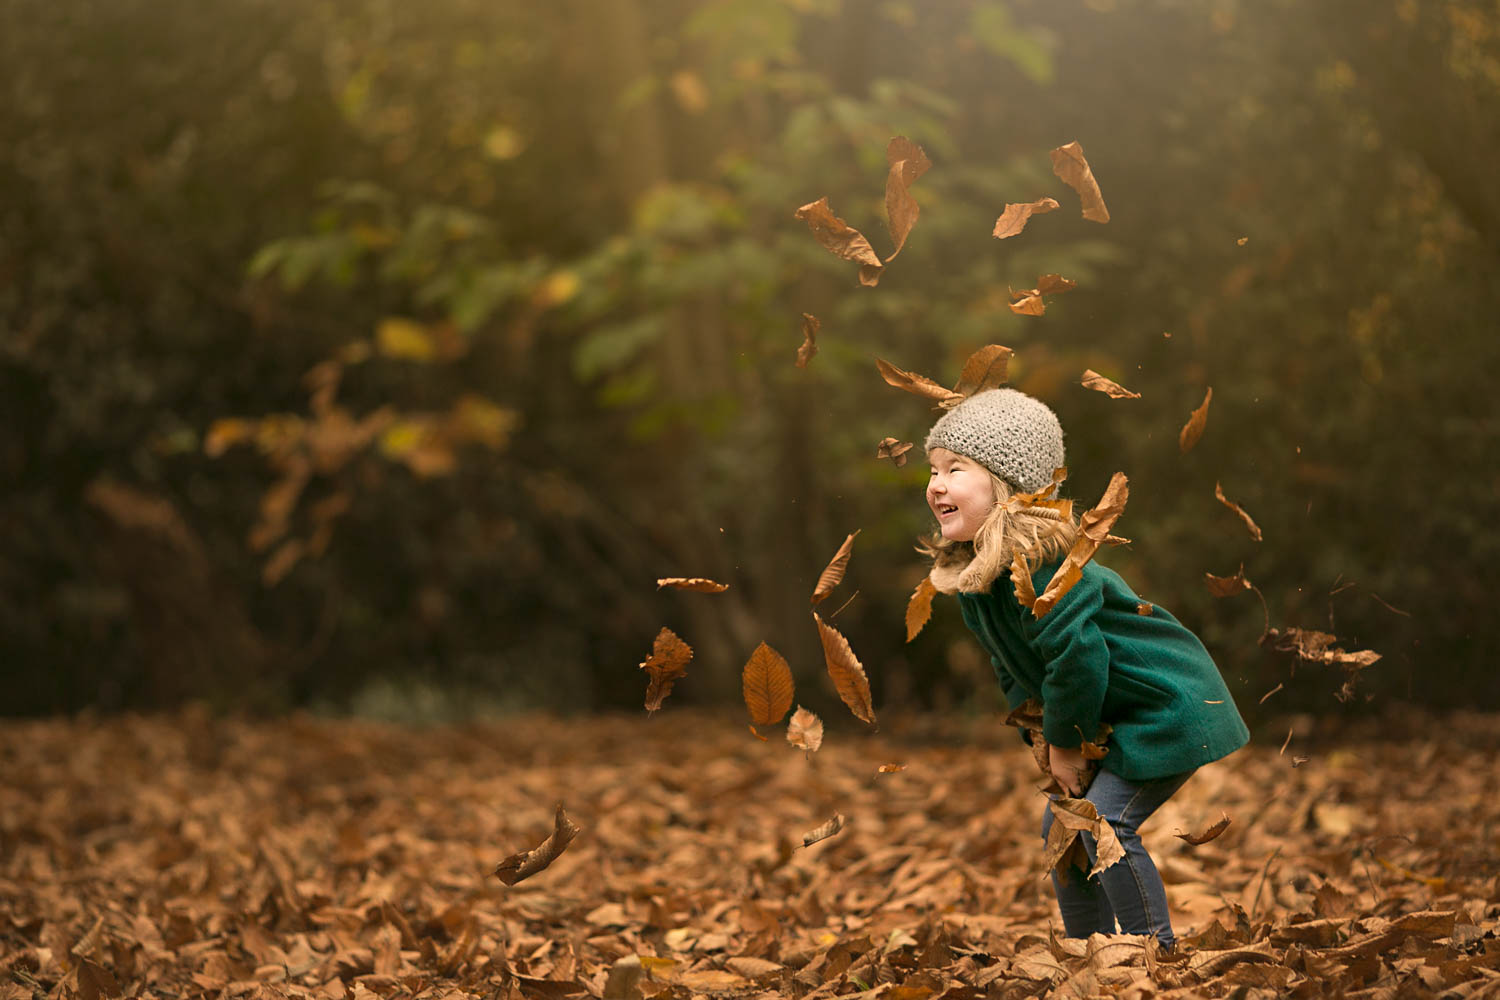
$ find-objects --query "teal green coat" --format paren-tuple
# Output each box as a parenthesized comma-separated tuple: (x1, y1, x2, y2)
(957, 559, 1249, 781)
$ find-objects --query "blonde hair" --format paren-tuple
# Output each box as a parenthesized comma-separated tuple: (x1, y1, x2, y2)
(919, 470, 1079, 594)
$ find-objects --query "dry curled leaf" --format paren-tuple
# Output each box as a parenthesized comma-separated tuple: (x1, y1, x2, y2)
(786, 706, 823, 753)
(640, 627, 692, 713)
(1179, 387, 1212, 453)
(1214, 482, 1263, 542)
(877, 763, 907, 774)
(993, 197, 1060, 239)
(1009, 275, 1077, 317)
(494, 804, 582, 885)
(793, 196, 883, 286)
(905, 576, 937, 642)
(657, 577, 729, 593)
(883, 136, 931, 263)
(813, 612, 876, 725)
(742, 642, 794, 728)
(876, 437, 913, 468)
(1262, 627, 1381, 670)
(953, 344, 1014, 397)
(876, 358, 966, 408)
(1050, 141, 1110, 223)
(1205, 563, 1253, 597)
(1010, 550, 1039, 612)
(796, 313, 819, 369)
(1031, 473, 1128, 618)
(810, 530, 860, 605)
(1081, 370, 1141, 400)
(1044, 797, 1124, 883)
(1136, 601, 1154, 615)
(800, 813, 846, 848)
(1176, 812, 1233, 846)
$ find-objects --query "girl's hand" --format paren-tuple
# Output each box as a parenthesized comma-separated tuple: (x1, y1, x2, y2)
(1048, 743, 1088, 797)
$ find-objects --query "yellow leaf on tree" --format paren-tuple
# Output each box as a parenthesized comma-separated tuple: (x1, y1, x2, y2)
(376, 318, 438, 362)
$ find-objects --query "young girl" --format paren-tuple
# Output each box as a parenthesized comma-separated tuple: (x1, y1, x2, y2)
(921, 387, 1249, 951)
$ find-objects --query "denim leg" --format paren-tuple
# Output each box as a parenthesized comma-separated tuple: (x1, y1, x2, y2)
(1041, 803, 1116, 937)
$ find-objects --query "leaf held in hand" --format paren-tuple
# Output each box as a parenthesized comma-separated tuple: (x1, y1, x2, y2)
(1032, 473, 1128, 618)
(786, 706, 823, 753)
(640, 627, 693, 713)
(794, 197, 883, 285)
(1050, 141, 1110, 223)
(811, 530, 860, 605)
(953, 344, 1014, 397)
(796, 313, 819, 369)
(1081, 370, 1141, 399)
(876, 437, 914, 468)
(993, 197, 1060, 239)
(1205, 563, 1253, 596)
(905, 576, 937, 641)
(876, 358, 966, 408)
(813, 612, 876, 725)
(883, 136, 931, 262)
(494, 804, 582, 885)
(1179, 387, 1212, 453)
(1175, 812, 1233, 846)
(800, 813, 846, 848)
(1214, 482, 1263, 542)
(657, 577, 730, 593)
(742, 642, 794, 728)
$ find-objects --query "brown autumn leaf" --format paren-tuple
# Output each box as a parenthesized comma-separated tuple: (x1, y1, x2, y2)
(78, 958, 121, 1000)
(796, 313, 819, 369)
(993, 197, 1061, 239)
(640, 627, 692, 713)
(793, 196, 883, 286)
(785, 706, 823, 753)
(1214, 482, 1263, 542)
(1205, 563, 1253, 597)
(800, 813, 846, 848)
(813, 612, 876, 725)
(1044, 797, 1124, 883)
(494, 803, 582, 885)
(742, 642, 794, 728)
(1176, 812, 1233, 846)
(953, 344, 1014, 397)
(905, 576, 937, 642)
(883, 136, 931, 263)
(876, 437, 913, 468)
(1010, 550, 1039, 613)
(1036, 274, 1077, 296)
(875, 358, 966, 408)
(1136, 601, 1154, 615)
(1009, 275, 1077, 317)
(1050, 141, 1110, 223)
(1081, 369, 1141, 400)
(1262, 627, 1382, 670)
(1031, 472, 1128, 618)
(1179, 386, 1213, 453)
(877, 763, 907, 774)
(810, 530, 860, 605)
(657, 577, 730, 593)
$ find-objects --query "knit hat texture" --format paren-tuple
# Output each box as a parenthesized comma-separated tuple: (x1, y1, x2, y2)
(924, 388, 1065, 493)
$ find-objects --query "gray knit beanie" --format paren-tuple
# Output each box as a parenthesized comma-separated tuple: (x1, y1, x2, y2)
(924, 388, 1065, 493)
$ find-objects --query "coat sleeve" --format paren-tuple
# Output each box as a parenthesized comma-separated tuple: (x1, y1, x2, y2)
(1023, 566, 1110, 748)
(992, 656, 1035, 746)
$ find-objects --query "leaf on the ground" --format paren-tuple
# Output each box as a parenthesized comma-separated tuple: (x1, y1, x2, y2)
(1081, 370, 1141, 400)
(1176, 812, 1233, 846)
(794, 196, 883, 286)
(811, 530, 860, 605)
(796, 313, 819, 369)
(876, 437, 913, 468)
(786, 706, 823, 753)
(1214, 482, 1263, 542)
(495, 804, 582, 885)
(813, 612, 876, 725)
(875, 358, 965, 408)
(1044, 797, 1124, 882)
(657, 577, 729, 593)
(883, 136, 931, 263)
(742, 642, 794, 728)
(1205, 563, 1253, 597)
(1179, 387, 1212, 453)
(953, 344, 1014, 397)
(800, 813, 846, 848)
(993, 197, 1060, 239)
(640, 627, 693, 713)
(1050, 141, 1110, 223)
(1009, 275, 1077, 317)
(78, 959, 121, 1000)
(905, 576, 937, 642)
(1032, 473, 1128, 618)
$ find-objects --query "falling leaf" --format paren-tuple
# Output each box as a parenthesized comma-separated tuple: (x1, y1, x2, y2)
(796, 313, 819, 369)
(1032, 473, 1128, 618)
(905, 576, 937, 642)
(877, 763, 907, 774)
(1050, 141, 1110, 223)
(657, 577, 729, 593)
(811, 530, 860, 605)
(1179, 387, 1212, 453)
(876, 437, 913, 468)
(882, 136, 931, 262)
(786, 706, 823, 753)
(992, 197, 1061, 239)
(1136, 601, 1154, 615)
(953, 344, 1014, 397)
(800, 813, 846, 848)
(1081, 370, 1141, 399)
(813, 612, 876, 725)
(1237, 236, 1249, 246)
(1176, 813, 1233, 846)
(494, 804, 582, 885)
(793, 197, 883, 286)
(1008, 275, 1077, 317)
(640, 627, 693, 713)
(1205, 563, 1253, 596)
(875, 358, 966, 408)
(1262, 627, 1381, 669)
(1214, 482, 1263, 542)
(1043, 797, 1124, 882)
(742, 642, 794, 728)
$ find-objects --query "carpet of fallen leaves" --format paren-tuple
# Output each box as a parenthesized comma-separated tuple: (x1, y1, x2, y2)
(3, 709, 1499, 1000)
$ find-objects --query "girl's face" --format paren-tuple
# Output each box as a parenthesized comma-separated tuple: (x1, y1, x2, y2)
(926, 448, 996, 542)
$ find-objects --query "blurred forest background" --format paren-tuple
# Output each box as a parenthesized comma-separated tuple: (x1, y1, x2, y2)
(3, 0, 1497, 721)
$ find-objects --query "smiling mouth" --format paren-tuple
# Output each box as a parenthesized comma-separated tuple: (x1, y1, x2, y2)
(937, 504, 958, 516)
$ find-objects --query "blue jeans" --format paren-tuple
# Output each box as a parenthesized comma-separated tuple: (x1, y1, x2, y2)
(1040, 768, 1195, 949)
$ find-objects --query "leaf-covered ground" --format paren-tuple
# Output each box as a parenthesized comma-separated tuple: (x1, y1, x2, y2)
(2, 709, 1497, 999)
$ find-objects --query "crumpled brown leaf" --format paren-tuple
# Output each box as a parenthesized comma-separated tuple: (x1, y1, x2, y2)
(1044, 797, 1124, 883)
(1080, 369, 1141, 399)
(882, 136, 931, 263)
(1003, 698, 1112, 796)
(876, 437, 913, 468)
(1024, 473, 1128, 618)
(811, 530, 860, 605)
(1205, 563, 1253, 597)
(796, 313, 819, 369)
(785, 706, 823, 753)
(1179, 386, 1212, 453)
(905, 576, 937, 642)
(794, 197, 883, 286)
(742, 642, 794, 729)
(657, 577, 729, 593)
(1009, 274, 1077, 316)
(1214, 482, 1263, 542)
(813, 612, 876, 725)
(953, 344, 1014, 397)
(1176, 812, 1233, 846)
(494, 804, 582, 885)
(993, 197, 1060, 239)
(800, 813, 846, 848)
(876, 358, 965, 408)
(1050, 141, 1110, 223)
(1262, 627, 1381, 670)
(640, 627, 692, 713)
